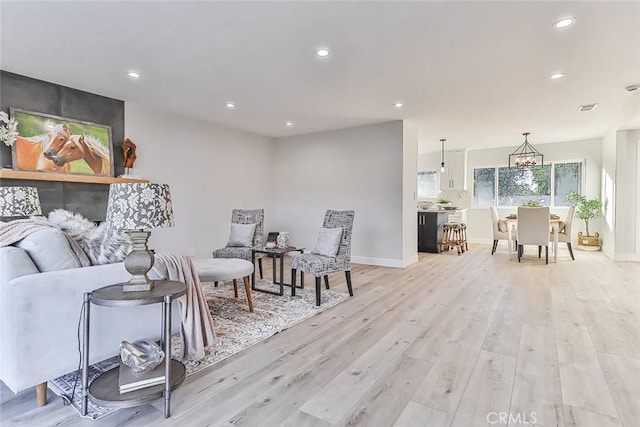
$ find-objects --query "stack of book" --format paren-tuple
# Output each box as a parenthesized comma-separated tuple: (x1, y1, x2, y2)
(118, 361, 165, 394)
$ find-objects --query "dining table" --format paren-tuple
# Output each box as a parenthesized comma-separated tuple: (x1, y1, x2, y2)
(504, 216, 562, 263)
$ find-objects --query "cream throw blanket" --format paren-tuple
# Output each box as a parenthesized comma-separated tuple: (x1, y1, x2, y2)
(152, 254, 216, 361)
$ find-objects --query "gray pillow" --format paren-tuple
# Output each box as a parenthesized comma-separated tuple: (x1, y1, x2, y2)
(15, 228, 82, 272)
(311, 227, 343, 257)
(227, 223, 257, 247)
(498, 220, 509, 232)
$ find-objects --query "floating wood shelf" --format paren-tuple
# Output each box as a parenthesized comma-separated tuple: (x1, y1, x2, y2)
(0, 169, 149, 184)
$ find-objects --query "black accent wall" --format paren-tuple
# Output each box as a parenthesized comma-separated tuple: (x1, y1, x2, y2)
(0, 71, 125, 221)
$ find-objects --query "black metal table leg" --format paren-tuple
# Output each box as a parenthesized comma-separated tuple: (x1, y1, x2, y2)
(279, 254, 284, 296)
(251, 251, 256, 290)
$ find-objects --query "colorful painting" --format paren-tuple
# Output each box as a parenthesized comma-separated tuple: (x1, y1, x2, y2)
(11, 109, 113, 176)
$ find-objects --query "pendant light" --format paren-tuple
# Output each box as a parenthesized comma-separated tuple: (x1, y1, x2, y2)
(440, 139, 446, 173)
(509, 132, 543, 168)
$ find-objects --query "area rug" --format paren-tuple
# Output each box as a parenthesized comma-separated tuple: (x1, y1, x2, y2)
(49, 279, 348, 420)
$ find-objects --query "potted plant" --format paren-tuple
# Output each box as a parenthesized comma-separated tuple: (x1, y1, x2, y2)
(521, 199, 542, 207)
(564, 191, 602, 249)
(437, 197, 451, 210)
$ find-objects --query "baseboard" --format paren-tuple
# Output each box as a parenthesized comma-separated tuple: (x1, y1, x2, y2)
(467, 238, 493, 245)
(402, 255, 419, 267)
(351, 256, 406, 268)
(613, 253, 640, 262)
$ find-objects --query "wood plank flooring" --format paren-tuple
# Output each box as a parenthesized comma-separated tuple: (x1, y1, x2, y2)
(1, 245, 639, 426)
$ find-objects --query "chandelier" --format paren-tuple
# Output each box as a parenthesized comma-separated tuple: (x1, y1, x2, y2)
(509, 132, 543, 168)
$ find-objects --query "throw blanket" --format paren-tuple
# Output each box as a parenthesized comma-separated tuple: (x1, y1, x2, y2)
(0, 219, 91, 266)
(153, 254, 216, 361)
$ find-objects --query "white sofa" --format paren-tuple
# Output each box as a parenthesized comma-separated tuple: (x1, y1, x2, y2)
(0, 245, 180, 405)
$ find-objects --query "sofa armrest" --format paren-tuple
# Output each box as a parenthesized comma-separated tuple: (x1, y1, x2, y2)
(0, 246, 39, 285)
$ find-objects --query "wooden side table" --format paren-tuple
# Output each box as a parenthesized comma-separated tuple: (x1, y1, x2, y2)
(81, 280, 187, 418)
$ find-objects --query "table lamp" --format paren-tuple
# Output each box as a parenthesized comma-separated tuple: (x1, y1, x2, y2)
(0, 186, 42, 220)
(106, 183, 174, 292)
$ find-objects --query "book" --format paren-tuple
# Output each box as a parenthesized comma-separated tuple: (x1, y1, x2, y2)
(118, 361, 166, 394)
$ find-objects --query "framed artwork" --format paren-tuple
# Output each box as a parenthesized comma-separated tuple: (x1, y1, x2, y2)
(11, 108, 114, 176)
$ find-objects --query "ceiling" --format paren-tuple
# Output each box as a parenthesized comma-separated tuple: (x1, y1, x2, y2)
(1, 1, 639, 153)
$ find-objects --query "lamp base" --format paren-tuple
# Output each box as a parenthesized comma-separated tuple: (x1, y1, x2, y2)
(123, 230, 155, 292)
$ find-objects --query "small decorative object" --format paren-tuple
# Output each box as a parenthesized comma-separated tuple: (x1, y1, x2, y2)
(521, 199, 543, 207)
(106, 183, 175, 292)
(276, 231, 290, 249)
(122, 138, 137, 170)
(120, 339, 165, 373)
(0, 111, 19, 147)
(437, 197, 451, 210)
(509, 132, 543, 169)
(265, 241, 277, 249)
(417, 201, 433, 210)
(0, 186, 42, 219)
(10, 109, 114, 176)
(565, 191, 602, 250)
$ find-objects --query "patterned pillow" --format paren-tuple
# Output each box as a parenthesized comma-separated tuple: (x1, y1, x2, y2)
(227, 223, 257, 247)
(311, 227, 343, 257)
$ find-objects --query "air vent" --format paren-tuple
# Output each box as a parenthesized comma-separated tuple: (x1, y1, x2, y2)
(578, 103, 598, 112)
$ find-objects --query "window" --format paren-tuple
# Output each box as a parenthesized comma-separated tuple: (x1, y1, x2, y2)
(417, 171, 439, 198)
(473, 168, 495, 207)
(554, 162, 582, 206)
(473, 161, 583, 207)
(498, 165, 551, 206)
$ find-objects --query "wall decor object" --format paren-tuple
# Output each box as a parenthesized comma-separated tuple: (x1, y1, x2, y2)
(11, 108, 114, 176)
(122, 138, 137, 170)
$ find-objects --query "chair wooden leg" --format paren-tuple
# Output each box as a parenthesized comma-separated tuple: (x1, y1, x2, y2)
(315, 276, 322, 306)
(345, 271, 353, 296)
(214, 281, 218, 288)
(538, 245, 542, 258)
(567, 243, 575, 260)
(518, 245, 522, 262)
(291, 268, 297, 297)
(258, 258, 263, 279)
(243, 276, 254, 312)
(324, 275, 330, 289)
(545, 246, 549, 264)
(232, 279, 239, 298)
(36, 382, 47, 407)
(491, 240, 498, 255)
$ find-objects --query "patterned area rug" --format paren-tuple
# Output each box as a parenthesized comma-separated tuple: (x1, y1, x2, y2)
(49, 279, 348, 419)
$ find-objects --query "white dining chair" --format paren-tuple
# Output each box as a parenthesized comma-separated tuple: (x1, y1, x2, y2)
(517, 207, 550, 264)
(550, 205, 575, 260)
(490, 206, 516, 254)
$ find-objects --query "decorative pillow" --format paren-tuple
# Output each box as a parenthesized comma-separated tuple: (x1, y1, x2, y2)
(47, 209, 131, 265)
(498, 220, 509, 232)
(226, 223, 257, 247)
(15, 228, 82, 272)
(311, 227, 343, 257)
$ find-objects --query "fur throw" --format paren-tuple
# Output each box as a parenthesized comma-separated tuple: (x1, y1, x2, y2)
(48, 209, 132, 265)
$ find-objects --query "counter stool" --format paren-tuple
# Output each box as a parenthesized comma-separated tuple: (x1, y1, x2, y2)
(441, 223, 467, 255)
(192, 258, 254, 312)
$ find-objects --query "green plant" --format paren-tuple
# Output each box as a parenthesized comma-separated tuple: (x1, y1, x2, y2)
(521, 199, 542, 207)
(564, 191, 602, 236)
(437, 197, 450, 204)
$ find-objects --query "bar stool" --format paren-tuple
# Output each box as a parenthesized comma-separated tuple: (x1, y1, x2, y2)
(441, 223, 468, 255)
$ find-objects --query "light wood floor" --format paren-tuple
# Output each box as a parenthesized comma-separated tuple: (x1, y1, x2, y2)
(1, 244, 639, 427)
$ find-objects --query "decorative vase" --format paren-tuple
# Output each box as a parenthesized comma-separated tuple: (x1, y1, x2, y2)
(276, 232, 290, 249)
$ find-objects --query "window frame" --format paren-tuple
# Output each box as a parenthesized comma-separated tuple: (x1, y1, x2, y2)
(471, 159, 585, 208)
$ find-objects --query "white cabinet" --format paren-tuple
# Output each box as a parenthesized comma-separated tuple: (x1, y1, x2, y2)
(440, 150, 467, 190)
(446, 209, 468, 224)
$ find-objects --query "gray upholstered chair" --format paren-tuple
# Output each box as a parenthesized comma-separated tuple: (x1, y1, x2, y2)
(550, 205, 575, 260)
(291, 210, 355, 306)
(517, 207, 550, 264)
(490, 206, 517, 254)
(212, 209, 264, 279)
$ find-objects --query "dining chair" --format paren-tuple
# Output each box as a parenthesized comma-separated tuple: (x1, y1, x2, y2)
(291, 210, 355, 306)
(490, 206, 516, 254)
(550, 205, 575, 260)
(212, 209, 264, 281)
(516, 207, 550, 264)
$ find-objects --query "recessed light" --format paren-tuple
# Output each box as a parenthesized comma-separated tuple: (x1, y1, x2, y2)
(554, 17, 575, 29)
(127, 71, 141, 79)
(225, 102, 236, 109)
(393, 102, 404, 108)
(285, 121, 293, 127)
(625, 84, 639, 92)
(550, 73, 565, 80)
(316, 48, 329, 58)
(578, 103, 598, 112)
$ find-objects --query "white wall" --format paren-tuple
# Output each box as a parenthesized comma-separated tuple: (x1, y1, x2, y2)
(601, 129, 617, 258)
(125, 102, 275, 257)
(271, 121, 406, 267)
(402, 121, 419, 266)
(465, 138, 602, 244)
(613, 129, 640, 259)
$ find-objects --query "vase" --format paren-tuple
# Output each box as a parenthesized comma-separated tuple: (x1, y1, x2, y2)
(276, 232, 290, 249)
